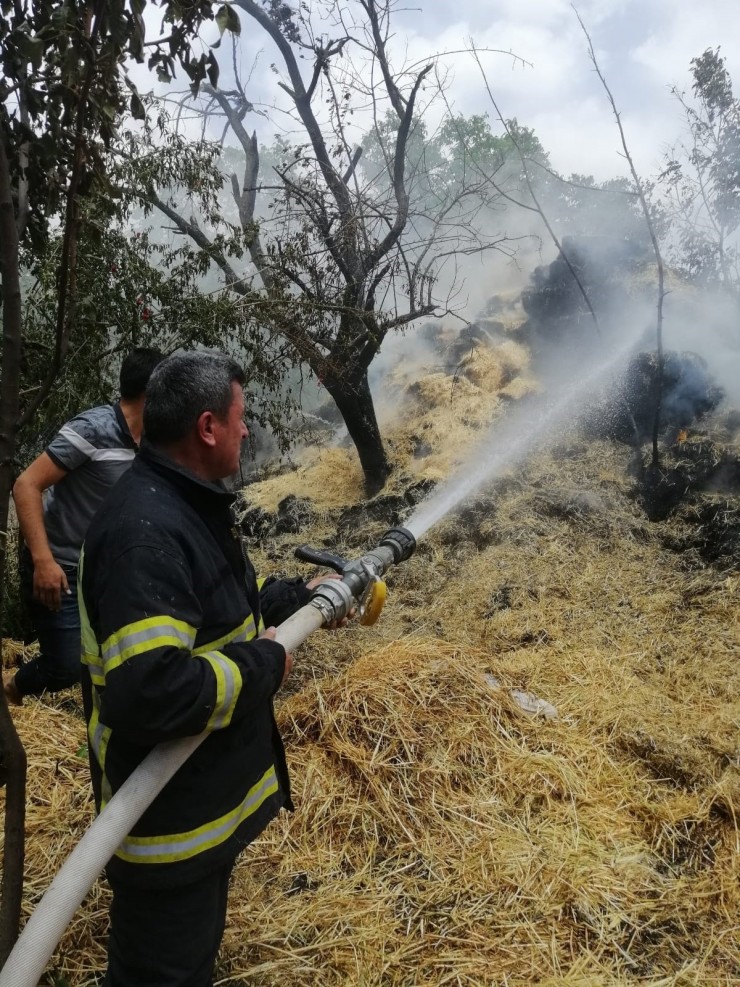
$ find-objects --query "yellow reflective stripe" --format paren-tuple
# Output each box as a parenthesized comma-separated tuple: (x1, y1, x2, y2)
(88, 689, 113, 808)
(256, 574, 266, 630)
(196, 613, 256, 653)
(102, 616, 197, 674)
(77, 549, 99, 659)
(82, 651, 105, 687)
(115, 765, 279, 864)
(200, 651, 242, 730)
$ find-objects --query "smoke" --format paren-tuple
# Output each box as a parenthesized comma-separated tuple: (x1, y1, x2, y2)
(405, 319, 648, 539)
(658, 290, 740, 408)
(364, 219, 738, 540)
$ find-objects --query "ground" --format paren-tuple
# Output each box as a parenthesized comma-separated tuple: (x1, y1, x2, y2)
(2, 321, 738, 985)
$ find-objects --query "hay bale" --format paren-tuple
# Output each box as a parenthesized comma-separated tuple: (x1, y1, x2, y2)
(409, 372, 481, 410)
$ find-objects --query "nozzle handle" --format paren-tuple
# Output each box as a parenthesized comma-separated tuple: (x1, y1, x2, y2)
(294, 544, 348, 574)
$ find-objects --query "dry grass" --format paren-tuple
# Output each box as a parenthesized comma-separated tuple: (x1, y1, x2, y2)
(0, 697, 107, 982)
(224, 435, 738, 986)
(249, 336, 534, 513)
(224, 637, 738, 986)
(247, 447, 367, 512)
(1, 336, 738, 985)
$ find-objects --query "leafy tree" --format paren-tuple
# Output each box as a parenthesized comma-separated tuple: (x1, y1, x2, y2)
(17, 204, 300, 466)
(661, 48, 740, 290)
(361, 110, 549, 240)
(0, 0, 217, 959)
(437, 114, 549, 197)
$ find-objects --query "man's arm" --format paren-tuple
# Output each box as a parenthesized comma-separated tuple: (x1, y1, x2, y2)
(12, 452, 70, 611)
(90, 543, 288, 746)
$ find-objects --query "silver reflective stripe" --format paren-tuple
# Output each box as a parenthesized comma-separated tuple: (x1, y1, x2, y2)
(88, 689, 113, 807)
(230, 621, 255, 643)
(90, 719, 107, 770)
(82, 653, 105, 685)
(102, 618, 196, 672)
(197, 614, 256, 653)
(116, 766, 279, 863)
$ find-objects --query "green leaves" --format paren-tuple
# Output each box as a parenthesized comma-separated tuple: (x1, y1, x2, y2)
(130, 90, 146, 121)
(662, 49, 740, 289)
(215, 4, 241, 36)
(20, 34, 45, 72)
(1, 0, 220, 253)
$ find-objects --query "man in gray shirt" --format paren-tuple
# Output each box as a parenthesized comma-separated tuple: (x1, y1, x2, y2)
(3, 348, 163, 705)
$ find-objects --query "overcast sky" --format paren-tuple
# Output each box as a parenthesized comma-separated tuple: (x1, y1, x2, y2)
(161, 0, 740, 186)
(389, 0, 740, 181)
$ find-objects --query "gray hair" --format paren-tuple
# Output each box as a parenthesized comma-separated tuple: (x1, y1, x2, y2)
(143, 351, 245, 446)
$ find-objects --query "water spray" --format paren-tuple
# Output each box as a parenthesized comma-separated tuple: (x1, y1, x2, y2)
(406, 330, 645, 540)
(0, 527, 416, 987)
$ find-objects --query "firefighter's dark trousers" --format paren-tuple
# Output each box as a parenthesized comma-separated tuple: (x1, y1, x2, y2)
(103, 863, 233, 987)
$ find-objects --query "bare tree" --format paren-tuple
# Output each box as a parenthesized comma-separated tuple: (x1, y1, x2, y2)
(133, 0, 510, 495)
(574, 7, 667, 466)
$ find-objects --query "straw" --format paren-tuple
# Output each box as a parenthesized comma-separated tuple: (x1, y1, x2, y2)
(2, 322, 738, 985)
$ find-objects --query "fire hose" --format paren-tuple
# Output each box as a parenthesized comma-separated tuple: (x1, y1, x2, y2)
(0, 527, 416, 987)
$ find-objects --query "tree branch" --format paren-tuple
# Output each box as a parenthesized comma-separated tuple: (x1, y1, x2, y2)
(363, 63, 432, 273)
(140, 189, 253, 295)
(574, 6, 666, 463)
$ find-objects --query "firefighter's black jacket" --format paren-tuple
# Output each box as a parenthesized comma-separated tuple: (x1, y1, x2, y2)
(79, 446, 310, 888)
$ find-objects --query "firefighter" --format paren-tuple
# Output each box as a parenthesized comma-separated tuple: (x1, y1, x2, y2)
(4, 348, 164, 706)
(79, 350, 343, 986)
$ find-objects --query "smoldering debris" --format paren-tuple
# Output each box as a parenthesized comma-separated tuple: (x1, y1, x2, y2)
(632, 424, 740, 522)
(520, 234, 650, 349)
(582, 350, 725, 445)
(673, 500, 740, 571)
(238, 486, 424, 551)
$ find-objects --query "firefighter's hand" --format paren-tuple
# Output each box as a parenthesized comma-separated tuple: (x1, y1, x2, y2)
(305, 574, 356, 629)
(33, 557, 70, 612)
(261, 626, 293, 686)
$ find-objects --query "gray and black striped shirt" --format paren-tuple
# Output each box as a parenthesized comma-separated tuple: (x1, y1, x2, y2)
(44, 403, 136, 565)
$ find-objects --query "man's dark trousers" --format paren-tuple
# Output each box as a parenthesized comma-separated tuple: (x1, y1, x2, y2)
(15, 548, 81, 696)
(104, 863, 233, 987)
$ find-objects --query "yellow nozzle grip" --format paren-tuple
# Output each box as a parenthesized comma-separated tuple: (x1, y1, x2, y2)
(360, 579, 387, 625)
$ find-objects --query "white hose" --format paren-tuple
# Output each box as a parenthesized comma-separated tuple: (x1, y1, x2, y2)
(0, 604, 326, 987)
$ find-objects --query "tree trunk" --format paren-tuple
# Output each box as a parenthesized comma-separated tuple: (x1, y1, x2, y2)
(323, 368, 390, 497)
(0, 478, 26, 967)
(0, 129, 27, 965)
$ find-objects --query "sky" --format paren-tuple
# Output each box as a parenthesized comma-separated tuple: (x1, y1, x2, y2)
(161, 0, 740, 185)
(388, 0, 740, 181)
(134, 1, 740, 402)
